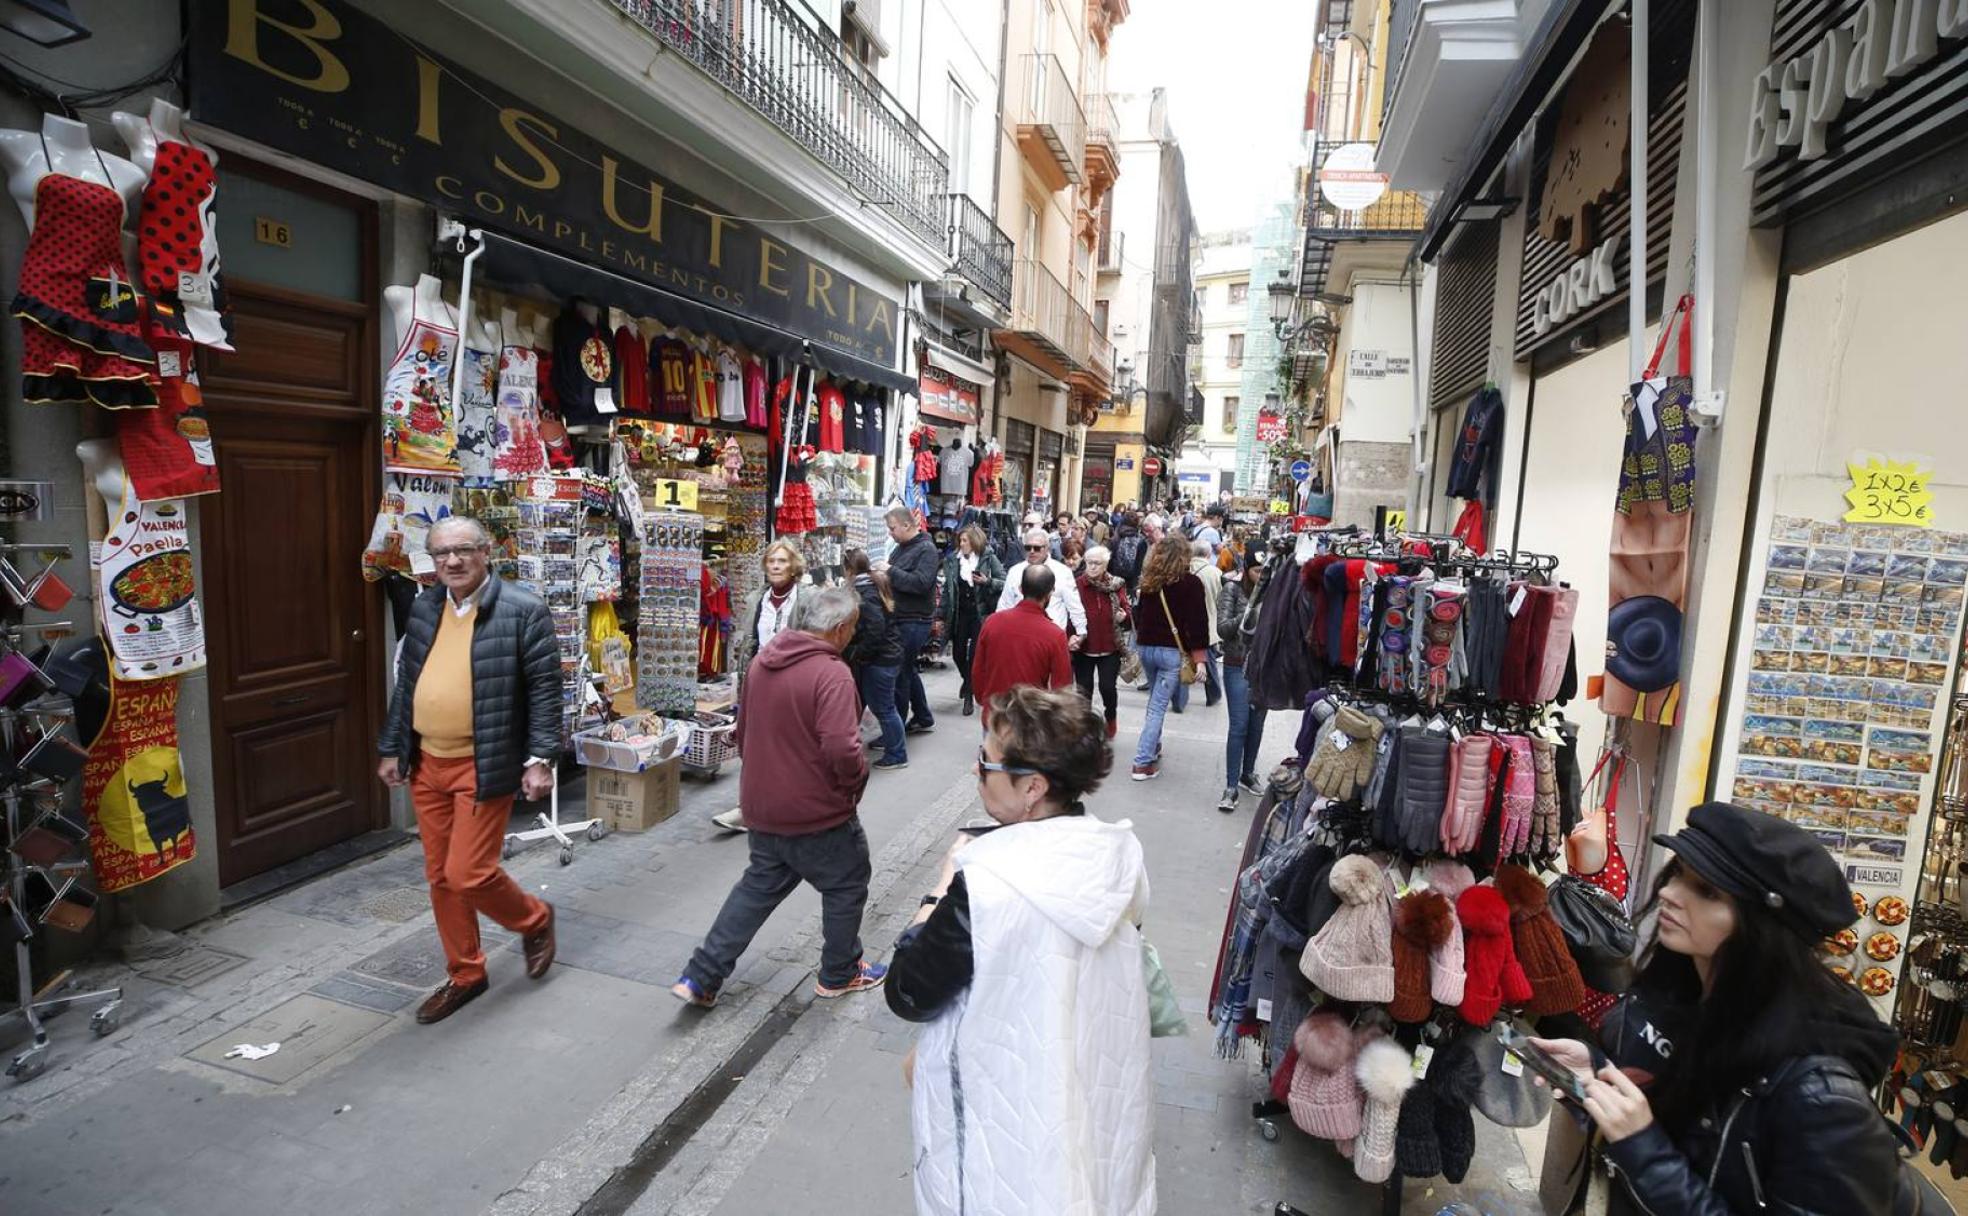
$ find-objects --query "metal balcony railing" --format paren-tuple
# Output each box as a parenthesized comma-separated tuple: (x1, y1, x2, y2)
(944, 193, 1013, 310)
(1301, 187, 1431, 298)
(1066, 306, 1113, 384)
(1009, 258, 1079, 367)
(611, 0, 949, 246)
(1098, 226, 1123, 272)
(1015, 53, 1087, 185)
(1087, 93, 1120, 161)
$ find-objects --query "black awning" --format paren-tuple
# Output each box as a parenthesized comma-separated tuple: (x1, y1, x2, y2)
(1414, 0, 1614, 263)
(469, 230, 914, 394)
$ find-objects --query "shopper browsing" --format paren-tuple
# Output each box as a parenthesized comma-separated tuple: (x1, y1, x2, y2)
(887, 686, 1156, 1216)
(882, 506, 941, 737)
(376, 517, 557, 1025)
(1128, 536, 1209, 782)
(672, 588, 886, 1007)
(997, 528, 1088, 639)
(841, 549, 908, 771)
(713, 539, 807, 833)
(1529, 802, 1913, 1214)
(969, 564, 1075, 728)
(1073, 545, 1133, 740)
(1215, 556, 1268, 812)
(1184, 539, 1224, 709)
(938, 524, 1005, 718)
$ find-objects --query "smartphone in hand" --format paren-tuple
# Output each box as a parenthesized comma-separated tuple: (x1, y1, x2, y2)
(1497, 1026, 1589, 1103)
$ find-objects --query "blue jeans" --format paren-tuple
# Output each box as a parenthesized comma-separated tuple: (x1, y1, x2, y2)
(1222, 664, 1269, 787)
(1133, 645, 1182, 767)
(1173, 645, 1221, 713)
(893, 619, 934, 726)
(856, 662, 906, 764)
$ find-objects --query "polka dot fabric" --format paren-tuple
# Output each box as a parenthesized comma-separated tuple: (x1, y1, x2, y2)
(138, 139, 233, 351)
(10, 173, 158, 408)
(1574, 808, 1630, 1029)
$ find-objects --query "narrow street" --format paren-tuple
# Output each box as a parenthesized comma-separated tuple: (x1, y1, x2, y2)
(0, 664, 1538, 1215)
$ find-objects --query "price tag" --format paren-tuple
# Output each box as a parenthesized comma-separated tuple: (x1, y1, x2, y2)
(177, 271, 214, 308)
(1411, 1043, 1435, 1079)
(593, 387, 618, 415)
(1501, 1050, 1525, 1078)
(1844, 456, 1935, 528)
(1333, 731, 1351, 751)
(1254, 997, 1273, 1022)
(651, 478, 698, 511)
(156, 349, 182, 379)
(1509, 586, 1528, 616)
(409, 550, 436, 576)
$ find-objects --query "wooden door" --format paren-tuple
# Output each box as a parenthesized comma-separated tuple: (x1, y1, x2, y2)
(199, 279, 382, 887)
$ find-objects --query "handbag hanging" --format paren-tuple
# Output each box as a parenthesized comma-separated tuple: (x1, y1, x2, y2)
(1159, 590, 1200, 685)
(1600, 294, 1697, 726)
(1568, 744, 1635, 1027)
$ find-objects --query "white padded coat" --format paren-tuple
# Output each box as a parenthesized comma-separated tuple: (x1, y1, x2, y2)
(909, 813, 1157, 1216)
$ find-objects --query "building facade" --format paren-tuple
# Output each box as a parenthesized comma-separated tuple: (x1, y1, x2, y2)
(1185, 230, 1251, 497)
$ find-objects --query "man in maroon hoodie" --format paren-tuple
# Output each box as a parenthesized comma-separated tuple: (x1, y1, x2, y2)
(671, 587, 887, 1006)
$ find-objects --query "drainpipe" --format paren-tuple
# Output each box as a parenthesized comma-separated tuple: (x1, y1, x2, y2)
(1407, 250, 1426, 518)
(1692, 0, 1719, 417)
(444, 222, 485, 415)
(1629, 0, 1649, 383)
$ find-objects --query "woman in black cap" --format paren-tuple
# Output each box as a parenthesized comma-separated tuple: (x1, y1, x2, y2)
(1531, 801, 1921, 1215)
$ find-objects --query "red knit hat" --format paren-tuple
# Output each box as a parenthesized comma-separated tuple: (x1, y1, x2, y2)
(1456, 884, 1533, 1026)
(1388, 890, 1453, 1023)
(1496, 864, 1588, 1017)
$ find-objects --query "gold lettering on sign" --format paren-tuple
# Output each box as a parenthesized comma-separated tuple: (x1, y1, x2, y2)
(806, 264, 837, 317)
(759, 239, 791, 297)
(225, 0, 350, 93)
(694, 207, 735, 269)
(514, 204, 547, 232)
(435, 174, 464, 199)
(495, 109, 561, 191)
(414, 56, 442, 144)
(601, 156, 664, 241)
(865, 298, 895, 339)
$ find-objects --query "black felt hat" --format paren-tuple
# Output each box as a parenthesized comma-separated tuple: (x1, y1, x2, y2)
(1654, 801, 1857, 940)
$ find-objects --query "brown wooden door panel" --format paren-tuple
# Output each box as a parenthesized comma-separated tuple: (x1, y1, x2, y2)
(201, 289, 369, 413)
(219, 708, 362, 865)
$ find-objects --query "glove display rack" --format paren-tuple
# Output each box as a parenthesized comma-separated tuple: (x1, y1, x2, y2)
(1208, 536, 1614, 1210)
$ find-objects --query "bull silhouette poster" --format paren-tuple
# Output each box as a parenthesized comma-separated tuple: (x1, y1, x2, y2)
(82, 674, 196, 892)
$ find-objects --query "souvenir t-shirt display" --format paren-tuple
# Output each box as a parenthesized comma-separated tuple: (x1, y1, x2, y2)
(816, 381, 846, 453)
(550, 302, 609, 425)
(652, 336, 691, 419)
(939, 441, 973, 496)
(716, 347, 746, 423)
(743, 357, 768, 428)
(612, 324, 648, 418)
(692, 346, 719, 422)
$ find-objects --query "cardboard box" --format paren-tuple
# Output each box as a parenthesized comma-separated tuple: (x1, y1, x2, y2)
(586, 759, 679, 832)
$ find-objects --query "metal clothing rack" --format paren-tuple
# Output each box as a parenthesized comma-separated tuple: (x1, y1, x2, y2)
(0, 595, 123, 1081)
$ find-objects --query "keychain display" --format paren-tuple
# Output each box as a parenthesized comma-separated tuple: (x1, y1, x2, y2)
(638, 512, 704, 717)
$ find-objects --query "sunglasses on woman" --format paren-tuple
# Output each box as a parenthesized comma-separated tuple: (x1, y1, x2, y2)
(976, 746, 1038, 781)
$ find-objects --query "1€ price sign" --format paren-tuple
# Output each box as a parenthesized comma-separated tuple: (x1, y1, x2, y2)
(651, 478, 699, 511)
(1844, 457, 1934, 528)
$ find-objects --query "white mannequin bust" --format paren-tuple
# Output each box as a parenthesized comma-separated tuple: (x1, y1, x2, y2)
(381, 273, 456, 364)
(0, 114, 145, 228)
(110, 99, 214, 179)
(77, 437, 126, 511)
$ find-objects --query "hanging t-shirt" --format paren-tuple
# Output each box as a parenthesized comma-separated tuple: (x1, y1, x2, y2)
(856, 389, 886, 455)
(743, 357, 768, 428)
(816, 381, 846, 453)
(692, 346, 719, 422)
(613, 325, 649, 417)
(652, 337, 691, 418)
(550, 303, 608, 425)
(938, 443, 974, 496)
(715, 348, 746, 422)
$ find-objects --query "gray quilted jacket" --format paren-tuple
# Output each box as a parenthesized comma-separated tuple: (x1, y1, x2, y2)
(377, 576, 562, 800)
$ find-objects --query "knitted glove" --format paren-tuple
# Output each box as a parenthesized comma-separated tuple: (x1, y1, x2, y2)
(1308, 706, 1382, 800)
(1439, 735, 1494, 855)
(1500, 735, 1537, 858)
(1527, 735, 1561, 859)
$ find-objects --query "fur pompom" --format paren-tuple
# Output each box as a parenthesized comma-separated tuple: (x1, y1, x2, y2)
(1456, 884, 1511, 936)
(1354, 1038, 1416, 1104)
(1393, 890, 1453, 949)
(1328, 855, 1385, 906)
(1422, 860, 1476, 902)
(1293, 1011, 1356, 1071)
(1494, 864, 1549, 918)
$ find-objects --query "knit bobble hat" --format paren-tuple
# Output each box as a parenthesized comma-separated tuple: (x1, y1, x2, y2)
(1495, 863, 1588, 1017)
(1419, 861, 1473, 1005)
(1389, 890, 1454, 1023)
(1457, 884, 1534, 1026)
(1287, 1011, 1369, 1140)
(1353, 1038, 1416, 1184)
(1300, 855, 1396, 1003)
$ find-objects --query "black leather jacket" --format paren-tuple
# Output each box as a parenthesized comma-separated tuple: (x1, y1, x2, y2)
(377, 577, 561, 800)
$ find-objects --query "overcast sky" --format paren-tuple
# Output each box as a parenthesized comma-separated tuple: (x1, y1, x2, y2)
(1107, 0, 1319, 236)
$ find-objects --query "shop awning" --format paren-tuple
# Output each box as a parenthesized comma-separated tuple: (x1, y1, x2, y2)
(470, 230, 917, 395)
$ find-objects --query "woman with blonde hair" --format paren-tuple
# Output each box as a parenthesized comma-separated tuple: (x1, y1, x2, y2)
(1128, 536, 1209, 782)
(714, 539, 808, 831)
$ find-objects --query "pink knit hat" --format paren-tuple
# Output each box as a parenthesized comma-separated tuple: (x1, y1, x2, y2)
(1419, 860, 1473, 1006)
(1299, 855, 1396, 1002)
(1287, 1011, 1371, 1140)
(1353, 1038, 1417, 1183)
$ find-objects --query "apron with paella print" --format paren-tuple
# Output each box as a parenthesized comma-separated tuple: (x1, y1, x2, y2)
(94, 475, 206, 679)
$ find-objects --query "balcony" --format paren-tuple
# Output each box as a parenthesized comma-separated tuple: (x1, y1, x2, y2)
(1015, 54, 1087, 193)
(999, 258, 1082, 375)
(1299, 189, 1430, 299)
(1067, 305, 1114, 395)
(944, 192, 1013, 311)
(1085, 94, 1121, 199)
(1098, 227, 1124, 274)
(608, 0, 949, 247)
(1376, 0, 1526, 192)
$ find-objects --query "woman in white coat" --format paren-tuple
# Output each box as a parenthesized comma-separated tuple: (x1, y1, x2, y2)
(887, 686, 1156, 1216)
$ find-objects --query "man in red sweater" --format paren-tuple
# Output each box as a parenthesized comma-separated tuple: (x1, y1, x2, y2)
(970, 564, 1075, 725)
(671, 587, 886, 1007)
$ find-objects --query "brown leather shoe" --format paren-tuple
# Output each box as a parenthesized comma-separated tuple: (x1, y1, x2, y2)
(415, 978, 488, 1024)
(523, 903, 556, 979)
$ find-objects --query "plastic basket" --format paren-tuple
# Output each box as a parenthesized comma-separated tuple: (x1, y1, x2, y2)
(680, 712, 737, 771)
(572, 714, 684, 772)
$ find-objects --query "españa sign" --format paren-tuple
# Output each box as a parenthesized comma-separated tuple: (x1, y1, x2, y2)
(189, 0, 900, 365)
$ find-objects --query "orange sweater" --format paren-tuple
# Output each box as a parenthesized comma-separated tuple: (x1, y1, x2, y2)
(413, 603, 476, 757)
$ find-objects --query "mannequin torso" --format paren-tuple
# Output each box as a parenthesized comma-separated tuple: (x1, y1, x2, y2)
(0, 114, 144, 228)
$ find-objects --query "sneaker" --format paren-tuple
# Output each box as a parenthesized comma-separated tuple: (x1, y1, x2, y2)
(814, 959, 887, 999)
(711, 807, 747, 833)
(906, 720, 935, 736)
(1239, 774, 1265, 797)
(670, 975, 718, 1008)
(1130, 762, 1159, 782)
(873, 756, 909, 771)
(1216, 788, 1238, 813)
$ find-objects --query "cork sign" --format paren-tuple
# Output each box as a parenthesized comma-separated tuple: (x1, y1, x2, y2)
(1538, 23, 1631, 255)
